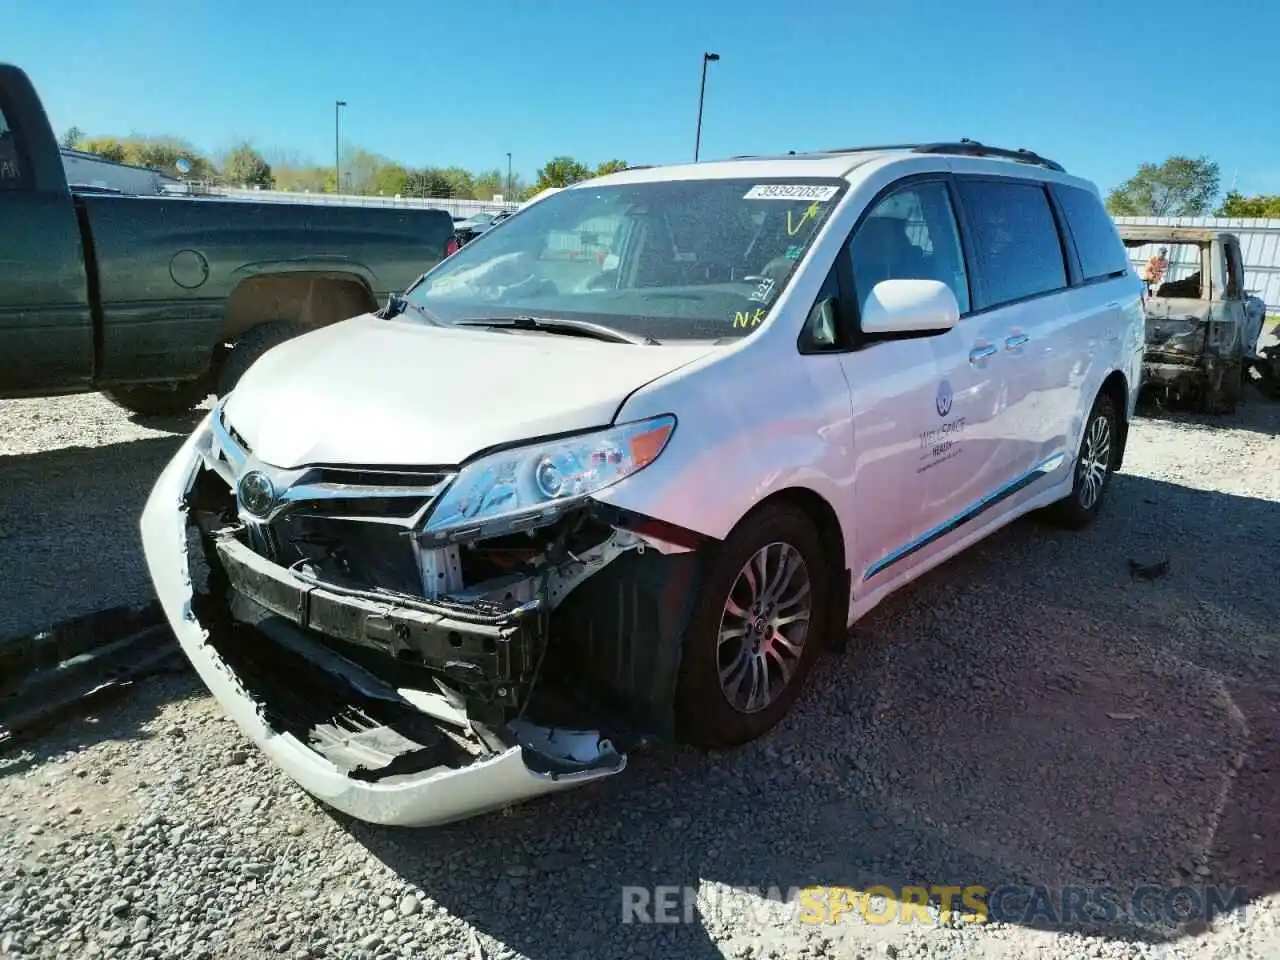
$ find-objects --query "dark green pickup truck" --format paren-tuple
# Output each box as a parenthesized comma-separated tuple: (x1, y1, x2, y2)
(0, 63, 459, 415)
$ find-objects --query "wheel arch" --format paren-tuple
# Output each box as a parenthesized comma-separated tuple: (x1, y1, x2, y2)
(217, 272, 378, 343)
(737, 485, 851, 648)
(1098, 369, 1130, 471)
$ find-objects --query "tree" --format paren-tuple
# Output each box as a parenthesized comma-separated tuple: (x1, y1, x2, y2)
(222, 144, 274, 188)
(272, 163, 329, 193)
(340, 145, 388, 195)
(535, 156, 591, 191)
(74, 135, 215, 179)
(472, 168, 505, 200)
(370, 162, 410, 197)
(1215, 190, 1280, 218)
(60, 126, 85, 150)
(1105, 155, 1221, 217)
(75, 136, 127, 164)
(403, 168, 453, 198)
(595, 159, 629, 176)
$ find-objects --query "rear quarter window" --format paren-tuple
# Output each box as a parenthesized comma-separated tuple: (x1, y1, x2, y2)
(1053, 184, 1129, 282)
(956, 179, 1067, 309)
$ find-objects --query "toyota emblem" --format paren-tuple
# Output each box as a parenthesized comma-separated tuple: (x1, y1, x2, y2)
(237, 470, 276, 518)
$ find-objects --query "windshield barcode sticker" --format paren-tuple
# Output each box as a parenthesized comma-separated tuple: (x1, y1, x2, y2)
(744, 184, 839, 201)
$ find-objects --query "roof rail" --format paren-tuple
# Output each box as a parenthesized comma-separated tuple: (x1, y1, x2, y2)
(805, 140, 1064, 172)
(912, 139, 1065, 172)
(814, 143, 930, 155)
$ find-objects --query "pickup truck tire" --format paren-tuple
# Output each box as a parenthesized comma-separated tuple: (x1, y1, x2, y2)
(675, 501, 829, 750)
(1203, 361, 1242, 414)
(104, 379, 211, 417)
(1045, 390, 1117, 531)
(216, 321, 308, 397)
(1254, 354, 1280, 399)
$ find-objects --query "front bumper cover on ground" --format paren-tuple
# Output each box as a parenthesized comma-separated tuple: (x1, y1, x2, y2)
(139, 416, 628, 827)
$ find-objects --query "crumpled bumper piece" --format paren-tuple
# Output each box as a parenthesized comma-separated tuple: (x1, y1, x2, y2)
(139, 415, 626, 828)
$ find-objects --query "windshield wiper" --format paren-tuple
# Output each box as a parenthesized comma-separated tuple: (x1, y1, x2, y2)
(452, 316, 660, 345)
(378, 293, 444, 326)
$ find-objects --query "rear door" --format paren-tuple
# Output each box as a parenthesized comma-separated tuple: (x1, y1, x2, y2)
(1049, 182, 1135, 436)
(948, 176, 1074, 492)
(0, 82, 93, 394)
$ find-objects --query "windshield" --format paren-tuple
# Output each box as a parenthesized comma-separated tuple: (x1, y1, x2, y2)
(404, 177, 847, 342)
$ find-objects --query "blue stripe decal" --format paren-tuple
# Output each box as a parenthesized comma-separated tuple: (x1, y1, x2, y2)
(862, 452, 1067, 582)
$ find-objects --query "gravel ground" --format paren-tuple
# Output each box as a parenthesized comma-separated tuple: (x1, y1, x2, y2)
(0, 393, 213, 638)
(1, 389, 1279, 960)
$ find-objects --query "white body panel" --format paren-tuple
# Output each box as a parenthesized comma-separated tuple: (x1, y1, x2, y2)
(142, 143, 1146, 826)
(222, 313, 715, 469)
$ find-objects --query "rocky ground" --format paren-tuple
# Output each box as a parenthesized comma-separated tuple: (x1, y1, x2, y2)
(1, 389, 1278, 960)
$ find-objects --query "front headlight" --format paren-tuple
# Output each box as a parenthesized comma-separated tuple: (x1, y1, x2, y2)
(421, 415, 676, 541)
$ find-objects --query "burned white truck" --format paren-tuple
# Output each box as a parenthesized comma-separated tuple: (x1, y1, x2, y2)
(1119, 226, 1267, 413)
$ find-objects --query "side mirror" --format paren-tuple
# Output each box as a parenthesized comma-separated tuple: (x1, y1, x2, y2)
(860, 279, 959, 335)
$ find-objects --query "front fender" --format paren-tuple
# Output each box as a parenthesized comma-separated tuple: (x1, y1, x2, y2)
(594, 348, 854, 545)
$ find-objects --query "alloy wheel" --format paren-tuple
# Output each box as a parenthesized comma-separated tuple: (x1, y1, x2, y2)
(1077, 412, 1112, 510)
(716, 542, 813, 714)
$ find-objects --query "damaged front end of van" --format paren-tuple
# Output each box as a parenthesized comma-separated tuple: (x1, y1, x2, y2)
(140, 399, 707, 828)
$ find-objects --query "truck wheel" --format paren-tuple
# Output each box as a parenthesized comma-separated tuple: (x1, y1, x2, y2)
(1259, 357, 1280, 400)
(104, 379, 210, 417)
(1045, 389, 1117, 531)
(1204, 361, 1242, 414)
(675, 502, 830, 749)
(215, 322, 307, 397)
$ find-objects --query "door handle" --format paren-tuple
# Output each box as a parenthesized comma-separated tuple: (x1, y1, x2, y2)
(969, 344, 997, 364)
(1005, 334, 1030, 350)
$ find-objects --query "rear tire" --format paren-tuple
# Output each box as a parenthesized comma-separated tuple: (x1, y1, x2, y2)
(1256, 355, 1280, 399)
(215, 321, 307, 397)
(1204, 361, 1242, 414)
(104, 379, 210, 417)
(1046, 390, 1118, 531)
(675, 502, 830, 749)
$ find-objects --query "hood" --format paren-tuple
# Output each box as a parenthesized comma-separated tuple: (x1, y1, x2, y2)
(220, 313, 715, 468)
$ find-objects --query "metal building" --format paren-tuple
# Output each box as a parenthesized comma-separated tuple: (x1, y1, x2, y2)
(60, 148, 182, 195)
(1113, 215, 1280, 310)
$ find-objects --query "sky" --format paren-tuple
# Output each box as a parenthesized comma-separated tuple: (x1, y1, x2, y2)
(5, 0, 1278, 196)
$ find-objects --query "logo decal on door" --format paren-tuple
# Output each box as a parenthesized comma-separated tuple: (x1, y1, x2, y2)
(936, 379, 953, 418)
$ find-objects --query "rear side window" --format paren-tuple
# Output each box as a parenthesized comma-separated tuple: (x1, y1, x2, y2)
(1054, 184, 1129, 281)
(956, 179, 1066, 309)
(0, 99, 31, 191)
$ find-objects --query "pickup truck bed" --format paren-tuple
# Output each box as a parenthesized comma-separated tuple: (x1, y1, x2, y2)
(0, 63, 458, 414)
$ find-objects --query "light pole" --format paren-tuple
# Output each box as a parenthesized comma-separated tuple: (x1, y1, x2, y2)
(694, 52, 719, 162)
(334, 100, 347, 194)
(506, 152, 512, 201)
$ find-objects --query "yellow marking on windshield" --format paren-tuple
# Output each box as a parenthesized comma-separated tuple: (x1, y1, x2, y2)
(786, 202, 824, 237)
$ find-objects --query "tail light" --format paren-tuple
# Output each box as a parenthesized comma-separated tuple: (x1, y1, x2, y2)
(445, 236, 460, 257)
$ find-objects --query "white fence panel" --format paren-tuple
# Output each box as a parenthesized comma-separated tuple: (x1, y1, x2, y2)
(213, 187, 519, 219)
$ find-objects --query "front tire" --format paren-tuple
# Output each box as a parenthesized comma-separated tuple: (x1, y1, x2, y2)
(104, 379, 210, 417)
(1046, 390, 1118, 530)
(675, 502, 830, 749)
(215, 321, 307, 397)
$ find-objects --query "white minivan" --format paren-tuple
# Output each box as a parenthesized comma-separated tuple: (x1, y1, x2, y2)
(141, 141, 1145, 826)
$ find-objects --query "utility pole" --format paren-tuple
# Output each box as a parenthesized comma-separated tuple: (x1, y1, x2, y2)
(694, 52, 720, 162)
(334, 100, 347, 194)
(506, 152, 513, 201)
